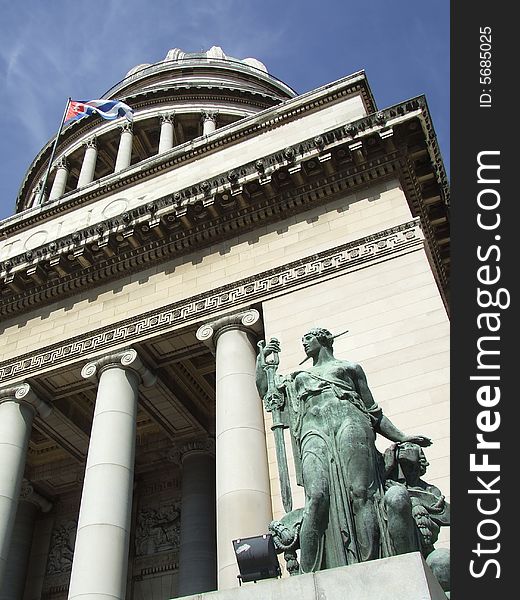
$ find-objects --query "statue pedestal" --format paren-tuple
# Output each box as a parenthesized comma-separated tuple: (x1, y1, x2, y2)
(179, 552, 448, 600)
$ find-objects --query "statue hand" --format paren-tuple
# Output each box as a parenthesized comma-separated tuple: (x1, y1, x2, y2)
(403, 435, 432, 447)
(263, 337, 281, 358)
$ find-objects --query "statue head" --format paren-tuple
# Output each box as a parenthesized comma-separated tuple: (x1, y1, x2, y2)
(384, 441, 429, 480)
(302, 327, 334, 349)
(397, 442, 429, 475)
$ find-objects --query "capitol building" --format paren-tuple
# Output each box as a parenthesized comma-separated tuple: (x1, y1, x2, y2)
(0, 47, 449, 600)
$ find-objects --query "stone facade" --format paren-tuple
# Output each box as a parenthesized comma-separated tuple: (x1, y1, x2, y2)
(0, 47, 449, 599)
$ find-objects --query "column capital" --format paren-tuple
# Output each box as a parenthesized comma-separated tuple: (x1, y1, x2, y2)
(119, 120, 133, 134)
(168, 437, 215, 465)
(20, 479, 53, 513)
(0, 382, 52, 418)
(81, 348, 156, 387)
(159, 112, 175, 124)
(200, 110, 218, 124)
(83, 136, 97, 149)
(54, 155, 69, 171)
(196, 308, 261, 354)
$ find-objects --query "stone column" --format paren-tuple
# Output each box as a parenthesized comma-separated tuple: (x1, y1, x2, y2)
(0, 384, 51, 589)
(68, 349, 156, 600)
(30, 181, 45, 208)
(22, 512, 54, 600)
(77, 137, 98, 188)
(48, 156, 69, 201)
(197, 309, 272, 590)
(201, 111, 218, 136)
(175, 438, 216, 596)
(0, 481, 52, 600)
(158, 113, 175, 154)
(114, 121, 133, 173)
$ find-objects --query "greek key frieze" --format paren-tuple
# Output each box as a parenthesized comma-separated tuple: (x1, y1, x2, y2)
(0, 220, 422, 383)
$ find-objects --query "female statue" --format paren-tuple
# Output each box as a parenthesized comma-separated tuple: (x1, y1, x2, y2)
(256, 327, 432, 573)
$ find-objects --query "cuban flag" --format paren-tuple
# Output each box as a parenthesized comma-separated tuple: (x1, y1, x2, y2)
(65, 99, 134, 124)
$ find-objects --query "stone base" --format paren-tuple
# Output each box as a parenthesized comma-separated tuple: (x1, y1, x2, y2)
(178, 552, 448, 600)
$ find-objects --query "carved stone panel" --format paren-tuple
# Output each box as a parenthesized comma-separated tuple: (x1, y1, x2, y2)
(45, 519, 77, 575)
(134, 502, 181, 557)
(41, 493, 80, 598)
(131, 470, 183, 589)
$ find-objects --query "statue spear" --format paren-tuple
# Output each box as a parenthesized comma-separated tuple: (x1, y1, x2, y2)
(258, 339, 292, 513)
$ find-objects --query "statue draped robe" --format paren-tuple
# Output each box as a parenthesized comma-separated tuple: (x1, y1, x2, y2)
(280, 361, 394, 570)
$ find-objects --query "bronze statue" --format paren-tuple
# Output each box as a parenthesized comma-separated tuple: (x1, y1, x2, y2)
(256, 327, 432, 573)
(384, 441, 451, 595)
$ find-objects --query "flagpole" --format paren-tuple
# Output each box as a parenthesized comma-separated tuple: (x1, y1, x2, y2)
(37, 97, 71, 206)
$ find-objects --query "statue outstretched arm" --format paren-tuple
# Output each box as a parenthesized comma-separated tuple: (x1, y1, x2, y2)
(353, 363, 432, 447)
(377, 416, 432, 447)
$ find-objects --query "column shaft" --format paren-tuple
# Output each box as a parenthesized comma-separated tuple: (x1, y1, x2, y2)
(214, 327, 272, 589)
(201, 111, 217, 136)
(158, 115, 174, 154)
(68, 366, 139, 600)
(30, 182, 45, 208)
(48, 158, 69, 201)
(203, 119, 216, 136)
(0, 400, 35, 586)
(22, 514, 54, 600)
(114, 124, 133, 172)
(177, 449, 216, 596)
(77, 140, 97, 188)
(0, 500, 37, 600)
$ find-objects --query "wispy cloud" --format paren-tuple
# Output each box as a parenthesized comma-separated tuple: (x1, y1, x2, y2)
(0, 0, 449, 220)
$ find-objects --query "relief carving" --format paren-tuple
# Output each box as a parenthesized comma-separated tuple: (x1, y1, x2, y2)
(46, 520, 77, 575)
(135, 503, 181, 556)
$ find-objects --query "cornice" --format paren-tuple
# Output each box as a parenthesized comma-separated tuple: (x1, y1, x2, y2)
(0, 97, 449, 318)
(13, 91, 278, 215)
(0, 219, 423, 384)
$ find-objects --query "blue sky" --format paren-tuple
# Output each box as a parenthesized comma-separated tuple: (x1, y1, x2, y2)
(0, 0, 449, 221)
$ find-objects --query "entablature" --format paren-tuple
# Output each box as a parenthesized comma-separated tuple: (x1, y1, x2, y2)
(0, 96, 449, 318)
(0, 218, 424, 386)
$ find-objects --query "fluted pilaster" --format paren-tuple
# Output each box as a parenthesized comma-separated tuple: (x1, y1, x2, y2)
(174, 438, 217, 596)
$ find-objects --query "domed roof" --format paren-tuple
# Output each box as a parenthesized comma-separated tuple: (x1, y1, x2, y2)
(108, 45, 292, 102)
(125, 46, 268, 78)
(14, 46, 296, 214)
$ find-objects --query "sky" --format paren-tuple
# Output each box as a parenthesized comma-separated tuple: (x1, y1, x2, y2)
(0, 0, 449, 222)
